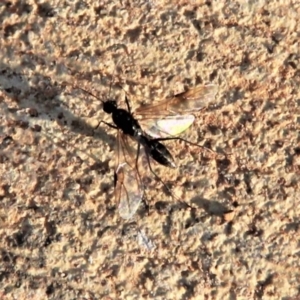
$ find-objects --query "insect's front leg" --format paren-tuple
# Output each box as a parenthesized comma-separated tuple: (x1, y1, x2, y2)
(125, 95, 132, 113)
(94, 120, 118, 130)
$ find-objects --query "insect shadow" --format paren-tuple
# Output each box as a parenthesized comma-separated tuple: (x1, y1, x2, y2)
(68, 75, 220, 220)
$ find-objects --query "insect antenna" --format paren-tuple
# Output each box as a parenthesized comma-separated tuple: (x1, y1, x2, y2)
(72, 85, 105, 103)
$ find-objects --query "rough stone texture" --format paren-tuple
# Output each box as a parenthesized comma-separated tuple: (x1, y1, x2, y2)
(0, 0, 299, 299)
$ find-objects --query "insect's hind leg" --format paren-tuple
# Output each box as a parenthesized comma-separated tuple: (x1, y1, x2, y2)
(144, 151, 191, 209)
(153, 137, 216, 154)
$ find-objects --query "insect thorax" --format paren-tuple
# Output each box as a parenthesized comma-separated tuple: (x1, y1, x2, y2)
(113, 109, 141, 136)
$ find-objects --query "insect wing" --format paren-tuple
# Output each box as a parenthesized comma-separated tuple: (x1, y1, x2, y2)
(115, 132, 144, 219)
(115, 162, 143, 219)
(141, 115, 195, 138)
(136, 84, 218, 138)
(136, 84, 218, 115)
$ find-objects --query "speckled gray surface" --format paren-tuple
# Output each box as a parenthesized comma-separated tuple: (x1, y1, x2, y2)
(0, 0, 300, 299)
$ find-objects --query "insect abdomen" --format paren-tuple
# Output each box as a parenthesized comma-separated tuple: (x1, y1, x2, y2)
(150, 141, 176, 168)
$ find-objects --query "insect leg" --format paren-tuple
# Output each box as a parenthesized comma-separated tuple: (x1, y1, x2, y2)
(125, 96, 132, 114)
(144, 150, 174, 196)
(116, 86, 133, 114)
(153, 137, 216, 154)
(145, 150, 192, 209)
(94, 120, 118, 130)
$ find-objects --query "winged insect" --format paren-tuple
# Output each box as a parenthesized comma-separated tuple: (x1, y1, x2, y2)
(75, 86, 176, 178)
(70, 73, 218, 219)
(71, 84, 180, 218)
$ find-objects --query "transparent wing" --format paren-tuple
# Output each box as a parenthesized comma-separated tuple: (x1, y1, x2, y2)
(115, 131, 144, 219)
(135, 84, 218, 138)
(139, 115, 195, 138)
(135, 84, 218, 115)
